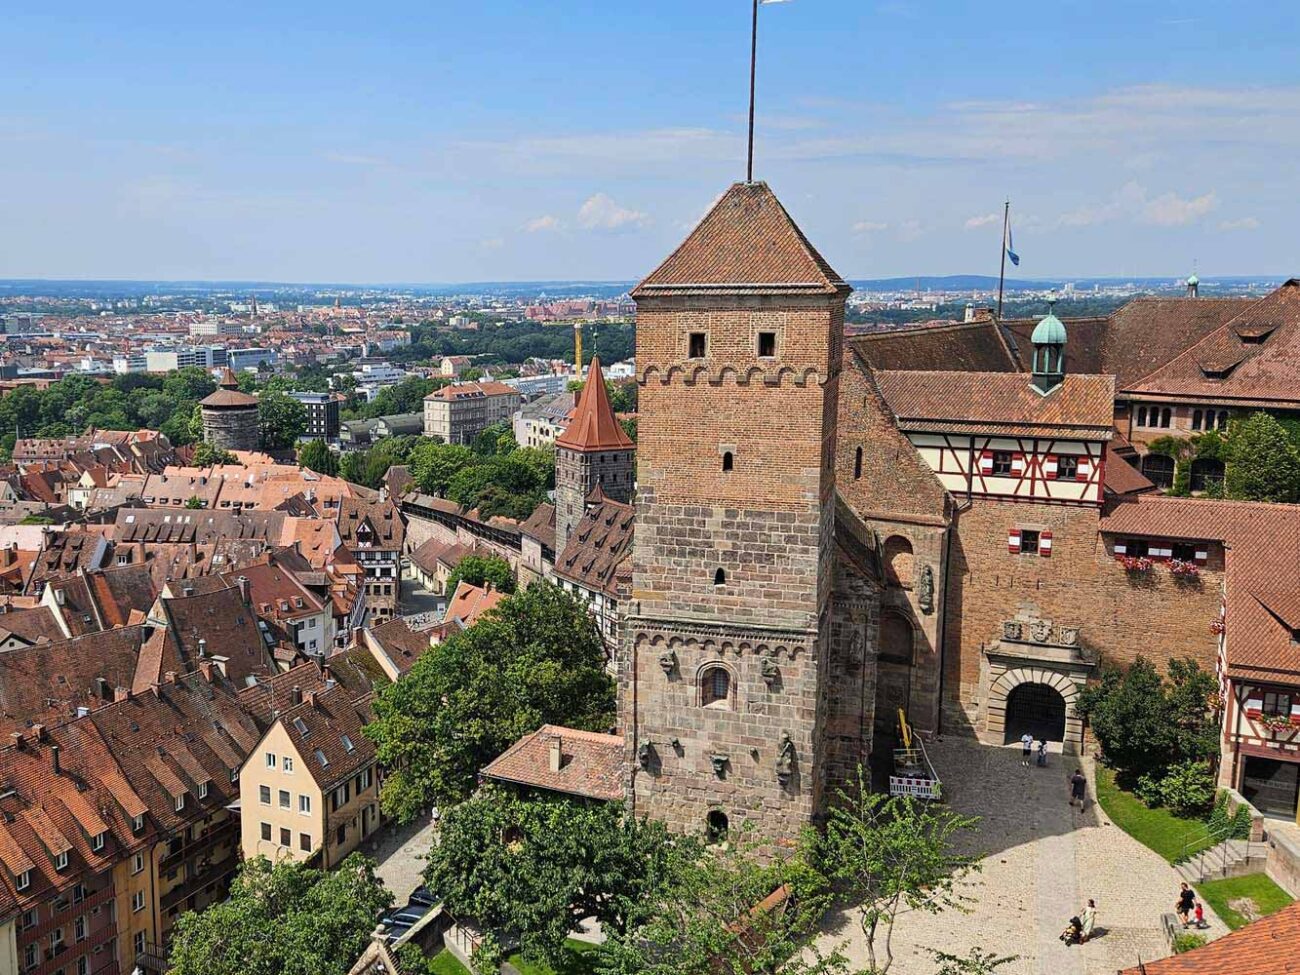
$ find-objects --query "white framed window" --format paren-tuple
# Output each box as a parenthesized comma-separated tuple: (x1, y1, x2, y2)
(74, 915, 86, 942)
(282, 756, 294, 774)
(265, 752, 276, 769)
(132, 814, 144, 833)
(54, 850, 68, 871)
(91, 831, 106, 852)
(198, 782, 209, 800)
(259, 785, 271, 805)
(132, 891, 145, 913)
(16, 869, 29, 891)
(132, 852, 144, 875)
(299, 794, 311, 815)
(278, 789, 290, 809)
(174, 794, 185, 813)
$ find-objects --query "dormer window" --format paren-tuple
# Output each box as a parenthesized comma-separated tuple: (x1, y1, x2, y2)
(16, 869, 30, 891)
(54, 851, 68, 871)
(341, 734, 355, 753)
(91, 831, 106, 852)
(174, 794, 185, 813)
(293, 717, 310, 737)
(132, 814, 144, 833)
(198, 782, 209, 800)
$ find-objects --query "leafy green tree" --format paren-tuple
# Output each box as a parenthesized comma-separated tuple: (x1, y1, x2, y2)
(132, 390, 181, 430)
(166, 853, 392, 975)
(1078, 656, 1219, 786)
(815, 771, 980, 975)
(364, 583, 614, 820)
(444, 554, 515, 595)
(472, 420, 516, 457)
(408, 440, 474, 495)
(257, 390, 308, 450)
(596, 827, 840, 975)
(296, 438, 338, 476)
(426, 789, 682, 966)
(162, 366, 218, 402)
(1226, 411, 1300, 502)
(193, 441, 238, 466)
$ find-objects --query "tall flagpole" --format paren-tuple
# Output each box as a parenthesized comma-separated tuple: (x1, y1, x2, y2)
(996, 198, 1010, 320)
(747, 0, 759, 183)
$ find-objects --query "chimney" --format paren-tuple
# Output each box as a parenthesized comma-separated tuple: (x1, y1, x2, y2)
(114, 686, 131, 702)
(198, 638, 207, 657)
(290, 685, 303, 707)
(548, 735, 562, 773)
(198, 660, 213, 682)
(163, 671, 177, 684)
(10, 732, 22, 749)
(236, 576, 250, 603)
(304, 689, 318, 709)
(182, 585, 194, 597)
(50, 744, 60, 774)
(31, 724, 46, 743)
(210, 655, 229, 677)
(95, 676, 111, 700)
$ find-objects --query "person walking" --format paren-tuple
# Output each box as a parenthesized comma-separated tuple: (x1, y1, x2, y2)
(1021, 732, 1034, 767)
(1080, 899, 1097, 943)
(1176, 883, 1196, 927)
(1036, 739, 1048, 767)
(1069, 768, 1087, 807)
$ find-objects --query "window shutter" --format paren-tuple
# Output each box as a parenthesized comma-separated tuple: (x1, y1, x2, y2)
(1007, 528, 1021, 554)
(1291, 703, 1300, 726)
(1038, 530, 1053, 557)
(1244, 698, 1263, 719)
(1113, 541, 1128, 555)
(979, 450, 994, 475)
(1075, 459, 1091, 482)
(1150, 545, 1173, 561)
(1010, 452, 1026, 474)
(1194, 548, 1209, 565)
(1044, 456, 1059, 479)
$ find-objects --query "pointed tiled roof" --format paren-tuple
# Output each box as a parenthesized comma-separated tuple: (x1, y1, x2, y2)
(201, 367, 258, 408)
(632, 182, 847, 296)
(555, 357, 634, 452)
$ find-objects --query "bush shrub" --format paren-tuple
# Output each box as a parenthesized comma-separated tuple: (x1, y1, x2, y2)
(1172, 933, 1207, 954)
(1156, 761, 1217, 817)
(1207, 790, 1254, 840)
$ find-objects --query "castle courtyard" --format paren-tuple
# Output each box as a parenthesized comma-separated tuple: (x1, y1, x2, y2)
(819, 738, 1230, 974)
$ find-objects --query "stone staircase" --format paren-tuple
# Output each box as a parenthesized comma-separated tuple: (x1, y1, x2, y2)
(1176, 838, 1270, 884)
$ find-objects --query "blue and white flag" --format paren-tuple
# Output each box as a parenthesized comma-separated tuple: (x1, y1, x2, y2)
(1006, 227, 1020, 267)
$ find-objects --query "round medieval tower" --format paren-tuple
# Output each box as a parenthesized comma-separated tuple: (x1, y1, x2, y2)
(199, 366, 260, 452)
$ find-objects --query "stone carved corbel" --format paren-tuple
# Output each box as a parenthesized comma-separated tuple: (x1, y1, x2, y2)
(658, 650, 676, 675)
(760, 657, 780, 687)
(710, 754, 728, 777)
(918, 564, 935, 615)
(637, 740, 652, 770)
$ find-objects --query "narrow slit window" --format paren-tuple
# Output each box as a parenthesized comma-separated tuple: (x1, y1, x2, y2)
(854, 446, 863, 479)
(713, 568, 726, 586)
(722, 451, 734, 472)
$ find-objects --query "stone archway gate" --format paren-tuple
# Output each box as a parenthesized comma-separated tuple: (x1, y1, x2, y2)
(980, 616, 1097, 752)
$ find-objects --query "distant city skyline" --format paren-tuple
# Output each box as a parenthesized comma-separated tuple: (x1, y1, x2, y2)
(3, 1, 1298, 282)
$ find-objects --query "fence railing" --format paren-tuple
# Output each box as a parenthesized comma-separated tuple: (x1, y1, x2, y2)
(889, 739, 942, 800)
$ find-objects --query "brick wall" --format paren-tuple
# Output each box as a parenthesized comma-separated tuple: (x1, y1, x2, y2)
(941, 499, 1223, 736)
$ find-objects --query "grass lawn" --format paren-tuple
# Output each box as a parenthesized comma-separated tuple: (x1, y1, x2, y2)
(428, 951, 471, 975)
(1094, 766, 1214, 863)
(1196, 873, 1294, 930)
(506, 939, 601, 975)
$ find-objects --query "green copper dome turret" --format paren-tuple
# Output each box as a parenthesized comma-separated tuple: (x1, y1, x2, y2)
(1030, 295, 1066, 393)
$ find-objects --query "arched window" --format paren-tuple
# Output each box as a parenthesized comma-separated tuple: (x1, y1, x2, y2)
(1142, 453, 1175, 490)
(722, 451, 734, 473)
(1190, 457, 1225, 494)
(854, 446, 863, 480)
(1137, 406, 1148, 427)
(714, 568, 726, 587)
(1217, 411, 1229, 430)
(879, 611, 915, 665)
(1192, 409, 1203, 431)
(706, 810, 729, 844)
(882, 535, 915, 588)
(1160, 407, 1172, 428)
(701, 666, 731, 708)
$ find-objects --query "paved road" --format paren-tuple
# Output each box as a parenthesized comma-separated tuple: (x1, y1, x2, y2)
(820, 739, 1229, 974)
(363, 811, 439, 904)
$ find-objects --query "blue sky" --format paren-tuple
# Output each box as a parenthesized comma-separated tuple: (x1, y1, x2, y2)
(2, 0, 1297, 282)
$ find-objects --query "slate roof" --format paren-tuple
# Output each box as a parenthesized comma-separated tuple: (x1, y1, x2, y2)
(873, 370, 1116, 438)
(554, 493, 634, 599)
(481, 724, 623, 801)
(632, 182, 847, 296)
(555, 357, 634, 452)
(1118, 900, 1300, 974)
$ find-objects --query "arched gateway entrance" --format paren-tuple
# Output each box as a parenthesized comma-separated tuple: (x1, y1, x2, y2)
(1004, 682, 1067, 744)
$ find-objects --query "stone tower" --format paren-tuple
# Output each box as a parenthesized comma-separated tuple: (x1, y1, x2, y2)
(200, 366, 260, 452)
(553, 356, 636, 557)
(622, 182, 851, 842)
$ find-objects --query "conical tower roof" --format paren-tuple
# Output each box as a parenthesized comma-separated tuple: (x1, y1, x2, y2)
(631, 182, 848, 297)
(555, 357, 634, 452)
(201, 366, 258, 408)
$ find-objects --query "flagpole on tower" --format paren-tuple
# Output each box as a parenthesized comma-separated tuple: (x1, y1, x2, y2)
(747, 0, 759, 183)
(996, 199, 1010, 320)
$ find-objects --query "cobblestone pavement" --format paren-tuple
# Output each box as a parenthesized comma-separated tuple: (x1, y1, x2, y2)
(362, 811, 439, 904)
(819, 739, 1230, 974)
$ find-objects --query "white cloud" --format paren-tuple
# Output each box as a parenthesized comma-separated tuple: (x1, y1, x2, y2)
(576, 193, 648, 231)
(852, 220, 888, 234)
(1219, 216, 1261, 232)
(1141, 190, 1217, 226)
(963, 213, 1000, 230)
(523, 215, 562, 233)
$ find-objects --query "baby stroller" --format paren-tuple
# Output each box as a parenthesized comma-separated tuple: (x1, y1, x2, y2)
(1060, 915, 1083, 946)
